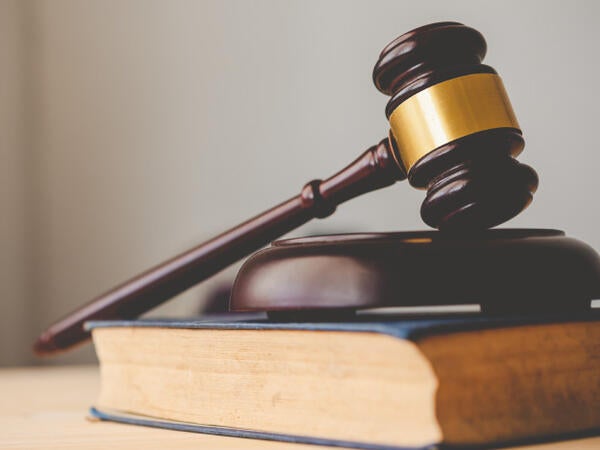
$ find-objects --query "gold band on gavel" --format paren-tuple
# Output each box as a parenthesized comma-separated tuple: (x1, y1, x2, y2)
(388, 73, 520, 172)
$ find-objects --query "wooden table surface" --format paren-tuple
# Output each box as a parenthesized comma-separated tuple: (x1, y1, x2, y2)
(0, 365, 598, 449)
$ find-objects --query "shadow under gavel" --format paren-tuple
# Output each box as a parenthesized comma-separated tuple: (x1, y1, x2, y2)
(34, 22, 538, 355)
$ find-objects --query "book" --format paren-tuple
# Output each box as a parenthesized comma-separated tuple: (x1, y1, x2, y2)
(88, 313, 600, 449)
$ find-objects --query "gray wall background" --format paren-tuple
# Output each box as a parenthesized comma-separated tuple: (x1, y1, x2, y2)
(1, 0, 599, 365)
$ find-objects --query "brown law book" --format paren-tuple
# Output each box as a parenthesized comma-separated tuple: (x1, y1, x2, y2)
(88, 313, 600, 449)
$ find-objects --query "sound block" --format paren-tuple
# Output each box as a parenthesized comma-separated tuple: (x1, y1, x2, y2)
(230, 229, 600, 317)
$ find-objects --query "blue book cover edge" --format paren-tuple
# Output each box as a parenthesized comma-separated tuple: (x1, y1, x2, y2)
(89, 406, 438, 450)
(86, 310, 600, 341)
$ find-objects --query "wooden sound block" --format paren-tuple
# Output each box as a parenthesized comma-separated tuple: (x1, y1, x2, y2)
(230, 229, 600, 317)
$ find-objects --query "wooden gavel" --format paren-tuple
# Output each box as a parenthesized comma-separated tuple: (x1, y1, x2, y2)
(35, 22, 538, 354)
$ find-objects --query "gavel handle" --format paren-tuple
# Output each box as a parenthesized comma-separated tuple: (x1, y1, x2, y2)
(33, 138, 405, 355)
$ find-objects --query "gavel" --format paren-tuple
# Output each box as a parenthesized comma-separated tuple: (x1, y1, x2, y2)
(34, 22, 538, 355)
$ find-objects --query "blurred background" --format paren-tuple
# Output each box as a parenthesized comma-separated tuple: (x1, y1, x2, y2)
(1, 0, 599, 366)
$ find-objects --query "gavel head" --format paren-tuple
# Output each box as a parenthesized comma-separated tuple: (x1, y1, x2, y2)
(373, 22, 538, 230)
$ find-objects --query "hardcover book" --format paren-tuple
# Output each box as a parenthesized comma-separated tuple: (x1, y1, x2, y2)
(88, 312, 600, 449)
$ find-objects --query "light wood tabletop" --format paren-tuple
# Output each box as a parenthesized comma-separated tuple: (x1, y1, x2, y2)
(0, 365, 598, 449)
